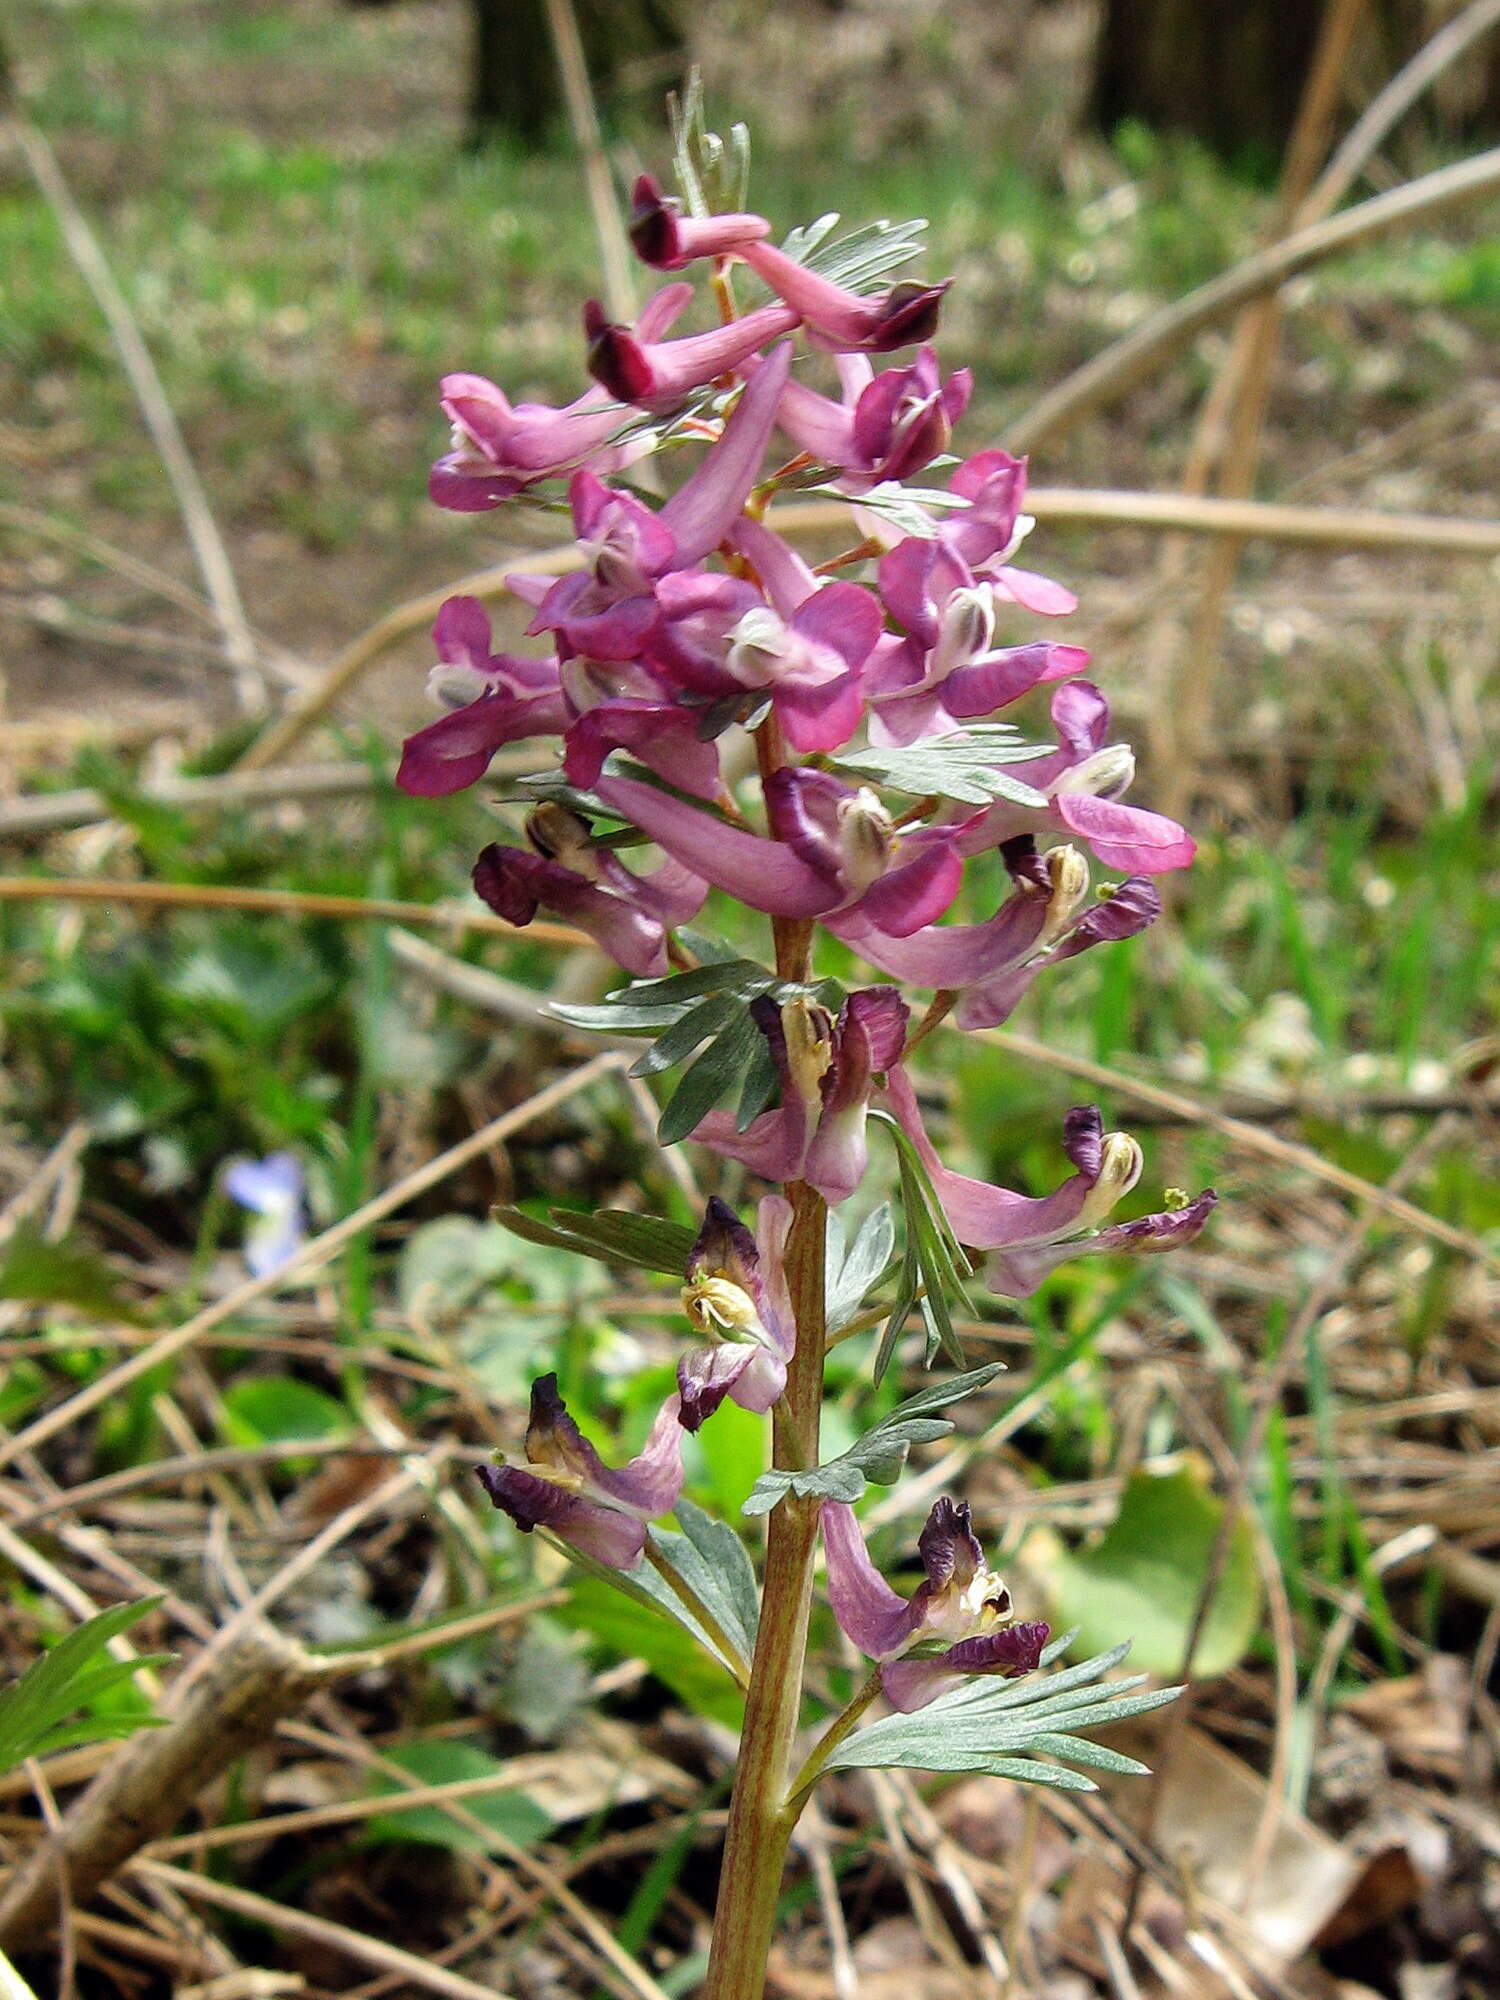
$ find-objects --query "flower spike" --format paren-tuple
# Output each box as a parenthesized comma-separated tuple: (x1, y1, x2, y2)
(477, 1374, 686, 1570)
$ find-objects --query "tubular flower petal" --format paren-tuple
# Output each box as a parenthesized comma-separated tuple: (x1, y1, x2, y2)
(880, 1068, 1143, 1252)
(396, 596, 567, 797)
(739, 240, 949, 353)
(689, 990, 908, 1205)
(677, 1195, 797, 1430)
(986, 1188, 1219, 1298)
(771, 345, 972, 494)
(472, 805, 707, 977)
(822, 1497, 1048, 1712)
(430, 373, 644, 510)
(586, 298, 798, 412)
(476, 1374, 686, 1570)
(628, 174, 772, 269)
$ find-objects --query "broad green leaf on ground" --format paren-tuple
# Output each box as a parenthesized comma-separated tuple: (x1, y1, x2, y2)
(0, 1600, 169, 1775)
(221, 1374, 351, 1446)
(364, 1740, 554, 1853)
(1031, 1457, 1263, 1678)
(0, 1225, 143, 1322)
(823, 1641, 1179, 1789)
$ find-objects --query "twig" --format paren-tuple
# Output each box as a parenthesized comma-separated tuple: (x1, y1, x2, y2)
(0, 1049, 627, 1473)
(235, 546, 581, 772)
(129, 1862, 511, 2000)
(2, 117, 263, 709)
(1312, 0, 1500, 213)
(0, 1624, 328, 1953)
(1006, 147, 1500, 452)
(0, 874, 585, 950)
(541, 0, 634, 323)
(966, 1025, 1500, 1274)
(0, 763, 390, 838)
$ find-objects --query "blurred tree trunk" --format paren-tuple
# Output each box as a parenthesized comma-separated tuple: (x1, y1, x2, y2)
(468, 0, 684, 147)
(1093, 0, 1500, 162)
(1091, 0, 1323, 163)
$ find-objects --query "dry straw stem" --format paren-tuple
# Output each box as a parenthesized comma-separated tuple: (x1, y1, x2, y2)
(0, 1048, 627, 1473)
(542, 0, 635, 323)
(1005, 146, 1500, 453)
(130, 1862, 511, 2000)
(1, 118, 263, 710)
(239, 487, 1500, 768)
(0, 874, 587, 952)
(0, 1625, 328, 1954)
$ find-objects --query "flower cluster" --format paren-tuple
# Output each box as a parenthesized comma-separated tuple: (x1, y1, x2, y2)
(398, 169, 1216, 1716)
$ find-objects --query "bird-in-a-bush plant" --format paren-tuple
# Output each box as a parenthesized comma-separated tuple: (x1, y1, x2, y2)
(396, 90, 1214, 2000)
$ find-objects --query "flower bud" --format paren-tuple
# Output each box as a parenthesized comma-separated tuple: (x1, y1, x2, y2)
(835, 787, 894, 892)
(1039, 844, 1089, 945)
(725, 606, 789, 686)
(932, 585, 996, 679)
(1061, 742, 1135, 800)
(526, 802, 598, 877)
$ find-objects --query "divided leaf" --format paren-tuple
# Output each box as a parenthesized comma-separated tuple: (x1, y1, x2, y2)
(822, 1642, 1180, 1790)
(833, 727, 1052, 808)
(0, 1599, 169, 1776)
(826, 1204, 897, 1333)
(492, 1207, 696, 1277)
(743, 1363, 1003, 1515)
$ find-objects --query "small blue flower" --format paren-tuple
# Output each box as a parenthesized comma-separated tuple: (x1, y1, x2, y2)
(223, 1152, 307, 1278)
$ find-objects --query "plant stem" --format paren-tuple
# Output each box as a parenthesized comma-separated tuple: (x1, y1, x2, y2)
(701, 1180, 827, 2000)
(783, 1667, 882, 1818)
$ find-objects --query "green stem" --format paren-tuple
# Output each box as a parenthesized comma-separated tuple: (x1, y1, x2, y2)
(783, 1668, 882, 1819)
(701, 1179, 826, 2000)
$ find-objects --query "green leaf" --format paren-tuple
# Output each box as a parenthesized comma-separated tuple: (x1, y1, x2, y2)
(657, 1005, 764, 1146)
(492, 1207, 696, 1277)
(365, 1741, 554, 1853)
(781, 214, 929, 294)
(221, 1375, 351, 1447)
(657, 1500, 761, 1664)
(0, 1600, 169, 1777)
(743, 1362, 1004, 1513)
(822, 1643, 1180, 1787)
(826, 1205, 896, 1332)
(1034, 1458, 1264, 1679)
(833, 727, 1051, 807)
(630, 994, 743, 1077)
(0, 1225, 143, 1323)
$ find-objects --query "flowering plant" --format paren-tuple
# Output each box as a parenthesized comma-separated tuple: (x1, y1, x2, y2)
(397, 93, 1214, 2000)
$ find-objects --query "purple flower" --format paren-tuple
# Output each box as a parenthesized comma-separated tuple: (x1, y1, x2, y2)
(223, 1152, 307, 1279)
(823, 1496, 1049, 1712)
(677, 1196, 797, 1430)
(472, 803, 706, 978)
(648, 567, 881, 755)
(987, 1189, 1219, 1298)
(739, 240, 950, 353)
(476, 1373, 686, 1570)
(880, 1069, 1214, 1296)
(429, 376, 643, 512)
(831, 843, 1162, 1025)
(515, 344, 793, 660)
(882, 1071, 1144, 1253)
(396, 597, 567, 798)
(764, 769, 965, 934)
(948, 683, 1196, 876)
(586, 297, 799, 413)
(687, 989, 908, 1204)
(628, 173, 772, 270)
(770, 346, 972, 494)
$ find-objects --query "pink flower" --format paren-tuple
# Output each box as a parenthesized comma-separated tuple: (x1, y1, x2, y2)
(739, 240, 949, 353)
(396, 597, 566, 798)
(677, 1196, 797, 1430)
(477, 1374, 685, 1570)
(628, 173, 772, 270)
(770, 346, 972, 494)
(586, 295, 798, 412)
(823, 1497, 1049, 1711)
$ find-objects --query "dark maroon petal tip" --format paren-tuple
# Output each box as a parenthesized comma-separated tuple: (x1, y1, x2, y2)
(945, 1619, 1051, 1678)
(869, 280, 951, 353)
(584, 303, 656, 406)
(1061, 1105, 1105, 1179)
(629, 174, 681, 268)
(472, 846, 540, 928)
